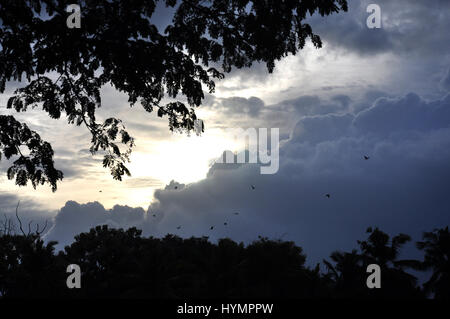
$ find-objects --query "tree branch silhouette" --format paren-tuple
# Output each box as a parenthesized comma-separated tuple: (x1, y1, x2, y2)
(0, 0, 348, 190)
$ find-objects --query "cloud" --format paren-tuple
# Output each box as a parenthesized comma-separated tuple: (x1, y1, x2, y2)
(4, 0, 450, 264)
(310, 9, 394, 56)
(441, 67, 450, 92)
(308, 0, 450, 58)
(291, 113, 354, 145)
(42, 89, 450, 266)
(0, 194, 55, 236)
(353, 93, 450, 135)
(202, 93, 358, 142)
(124, 177, 164, 189)
(276, 95, 350, 117)
(147, 90, 450, 262)
(44, 201, 147, 249)
(207, 96, 265, 118)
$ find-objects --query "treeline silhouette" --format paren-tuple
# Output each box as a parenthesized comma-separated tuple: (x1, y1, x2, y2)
(0, 225, 449, 299)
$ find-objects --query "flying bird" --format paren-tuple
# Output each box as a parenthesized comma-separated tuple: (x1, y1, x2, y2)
(325, 194, 331, 198)
(174, 186, 178, 190)
(152, 214, 156, 217)
(224, 222, 228, 226)
(210, 226, 214, 230)
(99, 190, 102, 193)
(234, 212, 239, 215)
(176, 226, 181, 230)
(251, 185, 255, 190)
(364, 155, 370, 160)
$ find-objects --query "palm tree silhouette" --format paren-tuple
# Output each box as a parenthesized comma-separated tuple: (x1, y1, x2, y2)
(324, 227, 423, 298)
(416, 226, 450, 299)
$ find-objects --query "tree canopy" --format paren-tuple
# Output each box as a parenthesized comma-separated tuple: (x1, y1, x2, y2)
(0, 0, 348, 190)
(1, 224, 449, 299)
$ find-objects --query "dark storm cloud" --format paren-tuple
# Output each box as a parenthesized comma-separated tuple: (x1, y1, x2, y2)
(204, 93, 358, 138)
(43, 88, 450, 264)
(272, 95, 351, 117)
(307, 0, 450, 57)
(290, 112, 354, 145)
(353, 93, 450, 135)
(332, 95, 352, 108)
(310, 11, 394, 55)
(145, 90, 450, 263)
(441, 67, 450, 92)
(44, 201, 147, 249)
(14, 0, 450, 263)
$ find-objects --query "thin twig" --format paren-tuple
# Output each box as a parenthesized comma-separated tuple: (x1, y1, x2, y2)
(15, 201, 26, 236)
(36, 220, 48, 236)
(27, 220, 33, 236)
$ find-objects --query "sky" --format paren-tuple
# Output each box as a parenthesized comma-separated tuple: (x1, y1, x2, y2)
(1, 0, 450, 265)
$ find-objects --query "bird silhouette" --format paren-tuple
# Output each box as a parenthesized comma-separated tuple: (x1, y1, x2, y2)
(325, 194, 331, 198)
(210, 226, 214, 230)
(364, 155, 370, 160)
(152, 214, 156, 217)
(99, 190, 102, 193)
(251, 185, 255, 190)
(176, 226, 181, 230)
(224, 222, 228, 226)
(234, 212, 239, 215)
(174, 186, 178, 190)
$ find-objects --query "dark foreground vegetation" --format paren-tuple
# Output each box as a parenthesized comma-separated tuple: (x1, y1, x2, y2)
(0, 225, 449, 299)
